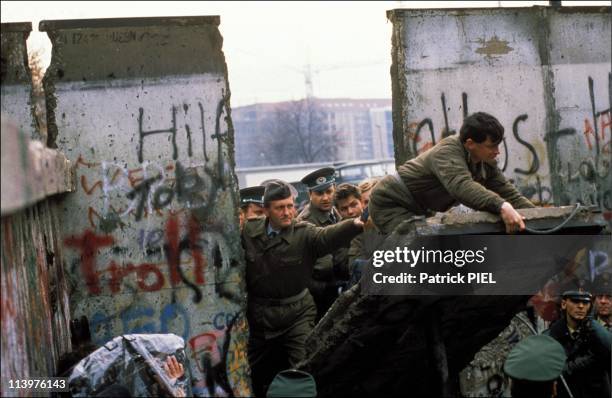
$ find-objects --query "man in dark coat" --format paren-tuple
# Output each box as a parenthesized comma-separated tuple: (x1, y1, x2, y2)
(243, 180, 364, 396)
(545, 290, 612, 398)
(297, 167, 348, 320)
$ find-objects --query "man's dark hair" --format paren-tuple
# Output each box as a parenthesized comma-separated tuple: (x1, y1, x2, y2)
(459, 112, 504, 144)
(510, 378, 555, 398)
(334, 183, 361, 203)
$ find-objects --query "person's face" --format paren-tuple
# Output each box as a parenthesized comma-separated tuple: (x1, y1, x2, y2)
(264, 197, 294, 230)
(465, 136, 501, 163)
(561, 298, 591, 322)
(361, 189, 372, 208)
(595, 294, 611, 317)
(309, 186, 335, 212)
(244, 203, 265, 219)
(336, 195, 363, 219)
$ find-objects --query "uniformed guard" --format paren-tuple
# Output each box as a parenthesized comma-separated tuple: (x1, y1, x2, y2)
(368, 112, 535, 235)
(260, 179, 300, 219)
(243, 180, 364, 397)
(297, 167, 348, 321)
(593, 272, 611, 331)
(545, 289, 612, 398)
(503, 335, 567, 398)
(238, 186, 265, 229)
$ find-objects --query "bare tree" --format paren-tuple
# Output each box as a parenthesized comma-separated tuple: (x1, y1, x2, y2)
(260, 99, 334, 165)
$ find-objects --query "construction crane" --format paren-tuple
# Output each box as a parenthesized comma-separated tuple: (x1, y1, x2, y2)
(285, 59, 385, 98)
(233, 47, 384, 99)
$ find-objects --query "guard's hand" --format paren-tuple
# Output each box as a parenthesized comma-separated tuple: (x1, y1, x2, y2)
(500, 202, 525, 234)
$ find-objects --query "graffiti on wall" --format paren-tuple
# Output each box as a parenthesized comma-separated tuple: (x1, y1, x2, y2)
(404, 76, 611, 217)
(61, 95, 248, 396)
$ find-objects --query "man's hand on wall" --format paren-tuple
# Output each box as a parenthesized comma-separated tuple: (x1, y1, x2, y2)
(500, 202, 526, 234)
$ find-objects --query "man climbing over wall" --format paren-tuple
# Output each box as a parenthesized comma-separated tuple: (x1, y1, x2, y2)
(242, 180, 364, 397)
(368, 112, 536, 235)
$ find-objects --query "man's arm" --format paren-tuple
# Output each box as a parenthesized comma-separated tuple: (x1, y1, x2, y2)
(347, 234, 364, 271)
(429, 144, 507, 213)
(429, 145, 530, 233)
(307, 218, 363, 258)
(485, 166, 536, 209)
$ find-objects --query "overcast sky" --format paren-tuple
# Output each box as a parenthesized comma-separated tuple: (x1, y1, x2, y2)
(1, 1, 608, 107)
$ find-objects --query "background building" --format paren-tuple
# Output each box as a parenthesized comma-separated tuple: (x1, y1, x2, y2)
(233, 98, 392, 167)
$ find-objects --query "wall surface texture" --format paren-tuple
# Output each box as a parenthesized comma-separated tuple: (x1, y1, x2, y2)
(388, 6, 611, 395)
(1, 22, 73, 396)
(389, 6, 611, 219)
(40, 16, 250, 397)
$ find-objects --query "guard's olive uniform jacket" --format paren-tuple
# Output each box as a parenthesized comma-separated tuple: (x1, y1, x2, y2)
(545, 318, 612, 398)
(297, 204, 349, 281)
(370, 135, 535, 233)
(242, 216, 361, 304)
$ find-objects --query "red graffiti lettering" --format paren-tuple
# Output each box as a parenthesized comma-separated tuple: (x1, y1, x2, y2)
(75, 154, 100, 169)
(190, 216, 206, 284)
(600, 111, 611, 140)
(189, 331, 223, 372)
(583, 118, 596, 150)
(166, 215, 182, 286)
(127, 167, 144, 188)
(80, 175, 103, 195)
(136, 263, 165, 292)
(64, 230, 114, 295)
(108, 260, 132, 293)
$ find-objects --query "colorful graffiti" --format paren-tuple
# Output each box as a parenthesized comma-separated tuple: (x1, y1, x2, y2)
(404, 75, 611, 217)
(59, 94, 248, 397)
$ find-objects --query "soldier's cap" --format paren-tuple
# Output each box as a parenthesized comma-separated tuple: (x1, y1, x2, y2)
(301, 167, 336, 192)
(260, 179, 298, 198)
(263, 180, 293, 205)
(504, 335, 567, 382)
(239, 186, 265, 207)
(562, 289, 592, 302)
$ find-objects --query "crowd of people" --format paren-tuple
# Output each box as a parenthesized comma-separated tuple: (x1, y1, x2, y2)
(57, 112, 610, 397)
(238, 112, 611, 397)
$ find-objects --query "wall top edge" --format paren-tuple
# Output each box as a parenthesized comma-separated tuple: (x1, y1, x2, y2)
(39, 15, 220, 31)
(1, 22, 33, 32)
(387, 6, 610, 18)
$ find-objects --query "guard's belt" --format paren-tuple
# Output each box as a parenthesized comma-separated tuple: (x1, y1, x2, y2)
(250, 288, 308, 306)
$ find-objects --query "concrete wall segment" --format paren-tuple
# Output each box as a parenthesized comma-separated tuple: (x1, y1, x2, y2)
(41, 15, 250, 396)
(389, 6, 610, 218)
(39, 16, 225, 82)
(1, 115, 74, 216)
(389, 5, 610, 395)
(1, 193, 73, 397)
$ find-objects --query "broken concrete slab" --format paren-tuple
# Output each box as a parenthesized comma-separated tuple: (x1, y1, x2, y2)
(297, 206, 608, 397)
(1, 114, 74, 216)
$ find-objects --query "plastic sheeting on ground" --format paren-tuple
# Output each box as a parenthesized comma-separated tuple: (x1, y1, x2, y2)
(68, 333, 191, 397)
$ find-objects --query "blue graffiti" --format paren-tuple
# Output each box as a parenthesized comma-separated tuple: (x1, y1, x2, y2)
(88, 302, 190, 345)
(213, 312, 238, 331)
